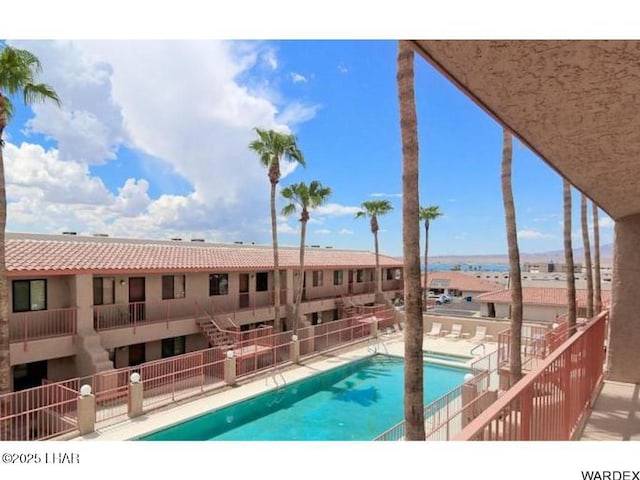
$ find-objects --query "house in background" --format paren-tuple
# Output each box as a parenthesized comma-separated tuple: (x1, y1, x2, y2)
(476, 287, 612, 323)
(423, 271, 502, 301)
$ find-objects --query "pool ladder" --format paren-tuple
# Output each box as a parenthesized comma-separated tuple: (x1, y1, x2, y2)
(470, 343, 486, 357)
(267, 367, 287, 407)
(368, 336, 389, 355)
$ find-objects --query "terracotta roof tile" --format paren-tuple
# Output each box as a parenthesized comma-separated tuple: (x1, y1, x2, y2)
(476, 287, 612, 307)
(5, 234, 402, 274)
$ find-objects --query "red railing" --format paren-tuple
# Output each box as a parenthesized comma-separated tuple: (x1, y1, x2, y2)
(0, 380, 78, 441)
(9, 308, 77, 345)
(93, 297, 196, 331)
(234, 331, 292, 377)
(456, 310, 608, 440)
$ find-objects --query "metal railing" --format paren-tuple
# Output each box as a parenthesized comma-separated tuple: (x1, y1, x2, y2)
(9, 307, 77, 345)
(456, 310, 608, 440)
(93, 297, 197, 332)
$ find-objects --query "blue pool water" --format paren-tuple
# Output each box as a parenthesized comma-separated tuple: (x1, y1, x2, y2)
(139, 355, 468, 441)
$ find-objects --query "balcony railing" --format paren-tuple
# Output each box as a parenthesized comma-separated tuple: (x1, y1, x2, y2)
(9, 308, 77, 345)
(456, 310, 608, 441)
(93, 297, 196, 331)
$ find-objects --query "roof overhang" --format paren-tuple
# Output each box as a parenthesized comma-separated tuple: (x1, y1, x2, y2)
(413, 40, 640, 220)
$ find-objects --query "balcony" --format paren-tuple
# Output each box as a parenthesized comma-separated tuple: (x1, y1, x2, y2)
(93, 297, 196, 332)
(9, 308, 77, 345)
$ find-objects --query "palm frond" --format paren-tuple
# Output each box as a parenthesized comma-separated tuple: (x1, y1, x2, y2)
(23, 82, 61, 107)
(0, 95, 15, 124)
(281, 203, 297, 217)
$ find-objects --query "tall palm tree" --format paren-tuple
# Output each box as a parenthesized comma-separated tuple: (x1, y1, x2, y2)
(581, 194, 594, 318)
(563, 179, 577, 333)
(397, 39, 425, 441)
(419, 205, 443, 306)
(281, 180, 331, 333)
(249, 128, 305, 332)
(501, 130, 523, 385)
(355, 200, 393, 294)
(592, 202, 602, 313)
(0, 46, 60, 394)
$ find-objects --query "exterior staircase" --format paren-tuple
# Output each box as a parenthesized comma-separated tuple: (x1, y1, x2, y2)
(196, 315, 236, 349)
(75, 330, 113, 377)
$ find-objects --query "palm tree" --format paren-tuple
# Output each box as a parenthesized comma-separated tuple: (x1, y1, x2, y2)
(397, 39, 425, 441)
(355, 200, 394, 295)
(501, 130, 523, 386)
(0, 46, 60, 394)
(563, 179, 577, 333)
(581, 194, 594, 318)
(592, 202, 602, 313)
(281, 180, 332, 333)
(419, 205, 443, 306)
(249, 128, 305, 332)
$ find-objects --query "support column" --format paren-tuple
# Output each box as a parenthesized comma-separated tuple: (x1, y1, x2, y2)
(71, 274, 94, 334)
(224, 353, 236, 386)
(77, 387, 96, 436)
(608, 213, 640, 383)
(290, 336, 300, 364)
(128, 375, 143, 418)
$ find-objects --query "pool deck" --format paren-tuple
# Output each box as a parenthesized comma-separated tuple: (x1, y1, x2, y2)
(73, 334, 496, 441)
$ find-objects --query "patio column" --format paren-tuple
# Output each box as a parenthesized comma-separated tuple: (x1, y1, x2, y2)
(608, 213, 640, 383)
(71, 274, 94, 334)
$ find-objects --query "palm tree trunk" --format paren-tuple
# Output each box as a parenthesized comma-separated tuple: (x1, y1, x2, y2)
(293, 218, 307, 334)
(0, 123, 9, 395)
(581, 194, 594, 318)
(592, 202, 602, 313)
(397, 39, 425, 441)
(501, 129, 523, 385)
(270, 181, 282, 332)
(374, 229, 381, 294)
(423, 221, 429, 307)
(563, 179, 577, 333)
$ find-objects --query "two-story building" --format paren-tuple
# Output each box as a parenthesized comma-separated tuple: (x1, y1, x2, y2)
(4, 232, 403, 391)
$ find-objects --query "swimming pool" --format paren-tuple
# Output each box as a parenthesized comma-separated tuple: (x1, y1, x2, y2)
(423, 351, 473, 364)
(138, 355, 469, 441)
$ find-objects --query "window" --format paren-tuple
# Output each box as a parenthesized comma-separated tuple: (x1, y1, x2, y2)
(312, 270, 323, 287)
(161, 336, 186, 358)
(93, 277, 115, 305)
(209, 273, 229, 296)
(356, 269, 364, 283)
(12, 279, 47, 312)
(333, 270, 343, 286)
(256, 272, 269, 292)
(386, 269, 394, 281)
(162, 275, 185, 300)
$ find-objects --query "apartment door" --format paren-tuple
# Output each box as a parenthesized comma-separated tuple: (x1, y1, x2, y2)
(128, 343, 146, 367)
(239, 274, 249, 309)
(129, 277, 146, 322)
(348, 270, 354, 294)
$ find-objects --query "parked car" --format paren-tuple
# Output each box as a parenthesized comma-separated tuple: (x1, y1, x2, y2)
(436, 294, 452, 305)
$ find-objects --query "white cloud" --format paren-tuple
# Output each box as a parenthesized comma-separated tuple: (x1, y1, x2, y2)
(263, 49, 278, 70)
(598, 216, 614, 228)
(339, 228, 354, 235)
(518, 229, 554, 239)
(313, 203, 361, 216)
(5, 40, 320, 242)
(291, 72, 307, 83)
(338, 64, 348, 73)
(314, 229, 332, 235)
(370, 193, 401, 198)
(278, 223, 298, 235)
(454, 232, 468, 240)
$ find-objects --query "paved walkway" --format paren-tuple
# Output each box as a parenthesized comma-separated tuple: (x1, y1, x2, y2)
(580, 381, 640, 440)
(73, 333, 496, 441)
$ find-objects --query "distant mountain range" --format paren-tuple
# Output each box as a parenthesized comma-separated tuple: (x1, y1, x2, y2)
(426, 243, 614, 266)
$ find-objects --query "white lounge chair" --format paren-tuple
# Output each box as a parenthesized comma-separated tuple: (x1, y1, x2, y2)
(445, 324, 463, 340)
(426, 322, 442, 337)
(469, 326, 487, 343)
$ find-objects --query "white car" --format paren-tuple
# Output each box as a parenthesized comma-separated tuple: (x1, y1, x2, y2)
(436, 294, 452, 305)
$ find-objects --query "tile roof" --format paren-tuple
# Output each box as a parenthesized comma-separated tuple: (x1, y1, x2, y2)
(5, 233, 402, 274)
(423, 271, 503, 292)
(475, 287, 612, 307)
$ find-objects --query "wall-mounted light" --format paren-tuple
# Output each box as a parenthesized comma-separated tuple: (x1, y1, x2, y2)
(120, 279, 126, 286)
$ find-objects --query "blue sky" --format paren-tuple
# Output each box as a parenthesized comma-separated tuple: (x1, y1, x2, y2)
(2, 39, 614, 257)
